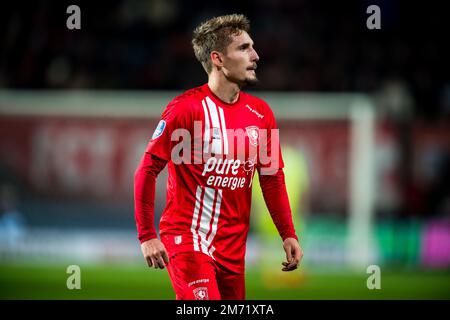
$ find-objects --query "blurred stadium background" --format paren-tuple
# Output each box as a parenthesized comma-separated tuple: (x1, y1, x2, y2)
(0, 0, 449, 299)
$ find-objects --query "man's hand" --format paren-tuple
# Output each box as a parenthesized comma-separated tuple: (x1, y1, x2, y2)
(140, 238, 170, 269)
(282, 237, 303, 272)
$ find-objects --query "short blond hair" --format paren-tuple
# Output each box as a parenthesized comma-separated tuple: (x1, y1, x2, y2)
(192, 14, 250, 74)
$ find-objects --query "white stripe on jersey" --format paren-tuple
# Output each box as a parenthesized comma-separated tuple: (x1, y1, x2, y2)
(207, 189, 222, 246)
(218, 107, 229, 155)
(202, 99, 211, 153)
(208, 246, 216, 258)
(198, 187, 216, 254)
(191, 186, 222, 259)
(190, 185, 203, 252)
(206, 189, 222, 258)
(205, 97, 222, 155)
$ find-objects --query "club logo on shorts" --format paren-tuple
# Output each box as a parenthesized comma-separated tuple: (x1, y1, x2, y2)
(193, 287, 209, 300)
(246, 126, 259, 146)
(151, 120, 166, 140)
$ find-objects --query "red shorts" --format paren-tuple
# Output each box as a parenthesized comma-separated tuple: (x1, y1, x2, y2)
(162, 236, 245, 300)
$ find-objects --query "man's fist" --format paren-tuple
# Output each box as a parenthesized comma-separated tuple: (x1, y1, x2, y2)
(140, 238, 170, 269)
(282, 237, 303, 272)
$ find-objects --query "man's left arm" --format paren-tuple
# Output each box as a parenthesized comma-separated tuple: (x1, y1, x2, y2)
(258, 167, 304, 271)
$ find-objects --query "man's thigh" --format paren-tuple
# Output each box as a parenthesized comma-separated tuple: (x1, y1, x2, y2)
(166, 251, 221, 300)
(216, 270, 245, 300)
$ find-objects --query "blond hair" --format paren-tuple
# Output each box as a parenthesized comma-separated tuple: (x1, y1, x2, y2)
(192, 14, 250, 74)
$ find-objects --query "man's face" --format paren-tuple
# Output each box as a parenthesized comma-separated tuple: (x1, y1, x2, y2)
(220, 31, 260, 87)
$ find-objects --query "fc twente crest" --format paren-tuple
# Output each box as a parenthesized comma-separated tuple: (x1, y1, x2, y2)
(193, 287, 209, 300)
(245, 126, 259, 146)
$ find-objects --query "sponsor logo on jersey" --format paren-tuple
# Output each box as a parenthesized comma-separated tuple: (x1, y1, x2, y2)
(246, 126, 259, 146)
(188, 278, 210, 287)
(245, 104, 264, 119)
(243, 156, 256, 173)
(151, 120, 166, 140)
(193, 287, 209, 300)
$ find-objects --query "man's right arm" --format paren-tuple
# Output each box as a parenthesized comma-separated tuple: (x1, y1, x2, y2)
(135, 99, 189, 269)
(134, 151, 169, 269)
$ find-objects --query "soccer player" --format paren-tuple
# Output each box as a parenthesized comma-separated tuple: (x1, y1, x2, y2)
(134, 14, 303, 300)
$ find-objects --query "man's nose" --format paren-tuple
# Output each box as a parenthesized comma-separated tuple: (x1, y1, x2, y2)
(251, 48, 259, 62)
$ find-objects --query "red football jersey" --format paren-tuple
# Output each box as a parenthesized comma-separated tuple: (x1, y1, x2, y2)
(145, 84, 284, 273)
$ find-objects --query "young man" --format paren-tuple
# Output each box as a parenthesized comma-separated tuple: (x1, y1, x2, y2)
(134, 14, 303, 300)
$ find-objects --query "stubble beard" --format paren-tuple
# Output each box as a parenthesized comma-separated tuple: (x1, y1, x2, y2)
(243, 76, 259, 87)
(224, 70, 259, 88)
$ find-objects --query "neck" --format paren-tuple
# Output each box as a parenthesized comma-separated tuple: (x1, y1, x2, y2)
(208, 73, 241, 104)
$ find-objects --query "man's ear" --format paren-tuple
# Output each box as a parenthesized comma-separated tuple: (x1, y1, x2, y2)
(210, 51, 224, 69)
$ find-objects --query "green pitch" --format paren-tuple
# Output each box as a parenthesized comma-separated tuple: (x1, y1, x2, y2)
(0, 263, 449, 299)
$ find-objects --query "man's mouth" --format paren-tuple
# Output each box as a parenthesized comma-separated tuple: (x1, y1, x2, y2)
(247, 64, 257, 71)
